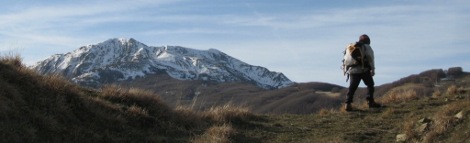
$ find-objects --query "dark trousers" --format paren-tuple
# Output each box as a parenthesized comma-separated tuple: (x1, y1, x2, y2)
(346, 72, 375, 104)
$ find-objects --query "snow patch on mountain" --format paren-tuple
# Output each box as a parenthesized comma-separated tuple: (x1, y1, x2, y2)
(32, 38, 293, 89)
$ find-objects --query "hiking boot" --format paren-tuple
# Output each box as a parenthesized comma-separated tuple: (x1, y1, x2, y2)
(344, 103, 352, 111)
(368, 101, 382, 108)
(366, 97, 381, 108)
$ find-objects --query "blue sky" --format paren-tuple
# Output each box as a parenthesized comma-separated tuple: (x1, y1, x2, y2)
(1, 0, 469, 87)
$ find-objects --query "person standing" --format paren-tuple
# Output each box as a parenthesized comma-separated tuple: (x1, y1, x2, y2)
(344, 34, 381, 111)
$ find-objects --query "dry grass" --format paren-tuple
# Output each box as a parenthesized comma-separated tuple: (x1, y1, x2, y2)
(445, 85, 467, 97)
(43, 74, 82, 94)
(192, 124, 234, 143)
(99, 85, 171, 116)
(432, 89, 442, 98)
(381, 108, 395, 118)
(401, 115, 419, 141)
(300, 136, 346, 143)
(0, 53, 22, 67)
(175, 102, 256, 143)
(127, 104, 149, 116)
(318, 108, 338, 116)
(117, 86, 257, 143)
(378, 84, 427, 104)
(203, 103, 253, 123)
(398, 97, 470, 142)
(446, 85, 459, 96)
(422, 100, 469, 142)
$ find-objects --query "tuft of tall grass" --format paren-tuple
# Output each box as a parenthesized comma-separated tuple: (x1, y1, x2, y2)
(446, 85, 459, 96)
(42, 74, 82, 94)
(100, 85, 168, 112)
(203, 103, 253, 124)
(127, 104, 149, 117)
(379, 89, 419, 104)
(0, 53, 22, 67)
(445, 85, 467, 97)
(192, 124, 234, 143)
(402, 115, 418, 141)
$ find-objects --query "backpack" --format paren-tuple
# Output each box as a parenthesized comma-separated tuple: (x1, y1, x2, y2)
(342, 42, 368, 81)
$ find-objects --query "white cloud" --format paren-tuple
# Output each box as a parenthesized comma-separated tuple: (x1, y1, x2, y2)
(0, 0, 468, 86)
(214, 2, 469, 86)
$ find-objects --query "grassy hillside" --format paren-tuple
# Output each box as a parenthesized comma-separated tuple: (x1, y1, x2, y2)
(2, 55, 469, 142)
(232, 77, 470, 143)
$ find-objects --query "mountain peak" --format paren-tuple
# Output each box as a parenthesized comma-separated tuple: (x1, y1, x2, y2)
(97, 38, 146, 48)
(106, 37, 135, 43)
(32, 38, 294, 89)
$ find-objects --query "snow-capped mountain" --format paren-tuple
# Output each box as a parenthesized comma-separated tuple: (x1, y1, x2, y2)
(32, 38, 293, 89)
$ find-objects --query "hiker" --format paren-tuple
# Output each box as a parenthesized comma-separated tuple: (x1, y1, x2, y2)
(343, 34, 381, 111)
